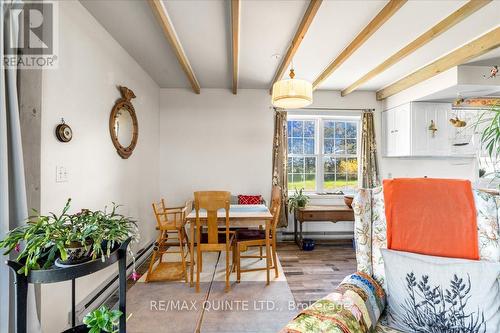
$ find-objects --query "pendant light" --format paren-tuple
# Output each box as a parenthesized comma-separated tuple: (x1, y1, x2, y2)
(271, 67, 313, 109)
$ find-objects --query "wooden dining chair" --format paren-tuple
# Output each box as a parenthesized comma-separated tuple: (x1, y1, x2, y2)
(234, 186, 281, 283)
(146, 199, 190, 283)
(194, 191, 236, 292)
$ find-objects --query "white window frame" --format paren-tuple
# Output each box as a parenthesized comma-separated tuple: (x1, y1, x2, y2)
(287, 114, 361, 194)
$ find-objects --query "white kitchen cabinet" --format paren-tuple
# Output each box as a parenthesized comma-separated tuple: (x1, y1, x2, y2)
(382, 102, 452, 157)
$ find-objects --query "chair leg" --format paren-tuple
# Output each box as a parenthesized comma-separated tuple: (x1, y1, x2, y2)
(145, 248, 157, 283)
(179, 229, 188, 283)
(232, 243, 237, 273)
(272, 238, 279, 278)
(236, 245, 241, 283)
(196, 247, 201, 293)
(259, 226, 263, 260)
(225, 245, 231, 292)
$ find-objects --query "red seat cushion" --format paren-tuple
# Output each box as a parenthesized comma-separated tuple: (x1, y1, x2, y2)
(238, 195, 262, 205)
(236, 229, 271, 241)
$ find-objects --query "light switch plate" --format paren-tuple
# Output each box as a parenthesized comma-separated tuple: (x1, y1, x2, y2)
(56, 166, 68, 183)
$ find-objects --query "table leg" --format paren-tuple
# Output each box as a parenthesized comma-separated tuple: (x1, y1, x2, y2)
(294, 213, 298, 247)
(265, 220, 271, 285)
(190, 222, 195, 287)
(299, 221, 303, 249)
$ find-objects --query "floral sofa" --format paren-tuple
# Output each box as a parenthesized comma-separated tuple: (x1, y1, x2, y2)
(281, 187, 500, 333)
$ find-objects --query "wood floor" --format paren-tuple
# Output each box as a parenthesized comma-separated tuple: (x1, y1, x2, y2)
(276, 240, 357, 307)
(104, 240, 357, 312)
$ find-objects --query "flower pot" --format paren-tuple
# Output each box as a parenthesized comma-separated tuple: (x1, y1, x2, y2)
(302, 238, 315, 251)
(55, 240, 93, 267)
(344, 195, 354, 209)
(62, 324, 89, 333)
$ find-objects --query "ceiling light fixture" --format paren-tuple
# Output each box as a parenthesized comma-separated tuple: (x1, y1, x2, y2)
(271, 67, 313, 109)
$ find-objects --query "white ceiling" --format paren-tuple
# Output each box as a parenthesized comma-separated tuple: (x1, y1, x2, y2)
(80, 0, 500, 91)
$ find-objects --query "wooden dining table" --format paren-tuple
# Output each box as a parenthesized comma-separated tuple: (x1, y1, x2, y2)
(185, 204, 274, 286)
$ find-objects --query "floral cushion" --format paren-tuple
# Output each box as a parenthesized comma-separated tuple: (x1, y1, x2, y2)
(353, 187, 500, 291)
(281, 272, 385, 333)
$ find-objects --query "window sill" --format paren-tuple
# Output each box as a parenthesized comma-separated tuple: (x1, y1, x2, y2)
(287, 192, 351, 199)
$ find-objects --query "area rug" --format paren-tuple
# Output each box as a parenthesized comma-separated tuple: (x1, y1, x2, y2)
(126, 248, 297, 333)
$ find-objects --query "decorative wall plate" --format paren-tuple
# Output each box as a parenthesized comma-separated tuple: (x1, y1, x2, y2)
(55, 119, 73, 142)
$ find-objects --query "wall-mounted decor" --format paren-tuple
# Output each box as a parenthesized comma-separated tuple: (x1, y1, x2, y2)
(55, 118, 73, 142)
(109, 86, 138, 159)
(452, 97, 500, 108)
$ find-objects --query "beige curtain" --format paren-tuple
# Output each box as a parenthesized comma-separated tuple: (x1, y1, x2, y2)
(272, 109, 288, 227)
(360, 110, 380, 189)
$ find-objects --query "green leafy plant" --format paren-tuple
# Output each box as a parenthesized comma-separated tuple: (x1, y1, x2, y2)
(288, 188, 310, 213)
(83, 306, 122, 333)
(0, 199, 138, 275)
(476, 104, 500, 159)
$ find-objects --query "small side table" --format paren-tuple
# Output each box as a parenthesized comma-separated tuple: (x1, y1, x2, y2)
(294, 205, 354, 248)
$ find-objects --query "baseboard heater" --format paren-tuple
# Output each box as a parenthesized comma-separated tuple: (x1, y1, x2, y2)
(72, 241, 154, 324)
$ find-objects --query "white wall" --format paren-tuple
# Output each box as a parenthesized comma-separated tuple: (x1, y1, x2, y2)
(159, 89, 274, 205)
(40, 1, 160, 332)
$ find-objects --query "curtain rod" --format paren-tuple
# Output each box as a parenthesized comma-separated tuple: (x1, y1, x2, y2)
(301, 107, 373, 111)
(271, 106, 374, 111)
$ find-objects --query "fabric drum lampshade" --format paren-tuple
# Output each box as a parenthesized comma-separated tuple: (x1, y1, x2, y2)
(271, 69, 313, 109)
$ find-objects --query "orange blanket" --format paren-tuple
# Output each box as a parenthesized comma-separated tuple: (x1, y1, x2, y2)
(383, 178, 478, 260)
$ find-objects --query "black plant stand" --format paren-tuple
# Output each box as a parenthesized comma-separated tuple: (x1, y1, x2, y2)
(7, 238, 131, 333)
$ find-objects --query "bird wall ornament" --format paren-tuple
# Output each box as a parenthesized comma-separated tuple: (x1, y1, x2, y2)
(449, 116, 467, 127)
(483, 65, 498, 79)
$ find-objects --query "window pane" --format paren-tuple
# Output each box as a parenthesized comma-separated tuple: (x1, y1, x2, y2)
(324, 173, 335, 190)
(346, 122, 357, 138)
(347, 172, 358, 190)
(304, 138, 314, 154)
(334, 139, 345, 154)
(291, 138, 303, 154)
(304, 121, 315, 137)
(335, 122, 345, 138)
(293, 174, 304, 183)
(336, 173, 347, 189)
(324, 157, 336, 173)
(291, 121, 303, 137)
(324, 121, 335, 138)
(292, 157, 304, 173)
(346, 158, 358, 174)
(287, 174, 293, 184)
(346, 139, 357, 154)
(304, 174, 316, 191)
(324, 138, 334, 154)
(336, 158, 345, 173)
(305, 157, 316, 174)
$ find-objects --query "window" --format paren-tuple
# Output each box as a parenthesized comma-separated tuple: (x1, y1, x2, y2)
(287, 116, 360, 193)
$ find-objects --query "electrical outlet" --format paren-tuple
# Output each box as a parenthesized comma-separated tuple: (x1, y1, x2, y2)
(56, 166, 68, 183)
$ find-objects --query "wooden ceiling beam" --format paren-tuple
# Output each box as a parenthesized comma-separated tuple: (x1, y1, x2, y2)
(149, 0, 201, 94)
(231, 0, 241, 95)
(312, 0, 407, 90)
(269, 0, 323, 93)
(341, 0, 491, 96)
(376, 27, 500, 100)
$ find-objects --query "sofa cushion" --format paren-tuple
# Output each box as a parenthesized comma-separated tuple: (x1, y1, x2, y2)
(280, 272, 385, 333)
(382, 249, 500, 333)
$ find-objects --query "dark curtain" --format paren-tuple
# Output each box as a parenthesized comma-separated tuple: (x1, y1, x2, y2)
(272, 109, 288, 227)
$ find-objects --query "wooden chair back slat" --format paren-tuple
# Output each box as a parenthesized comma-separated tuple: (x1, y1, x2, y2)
(194, 191, 231, 245)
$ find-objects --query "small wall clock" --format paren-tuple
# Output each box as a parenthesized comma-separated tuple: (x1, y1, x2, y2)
(55, 119, 73, 142)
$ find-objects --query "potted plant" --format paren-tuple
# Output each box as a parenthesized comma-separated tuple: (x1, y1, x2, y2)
(0, 199, 138, 275)
(288, 188, 310, 213)
(475, 103, 500, 191)
(83, 306, 122, 333)
(61, 306, 123, 333)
